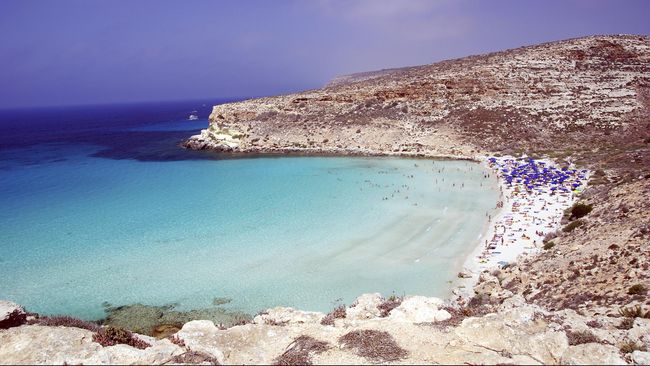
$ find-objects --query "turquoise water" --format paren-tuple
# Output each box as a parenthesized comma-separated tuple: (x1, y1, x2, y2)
(0, 105, 499, 320)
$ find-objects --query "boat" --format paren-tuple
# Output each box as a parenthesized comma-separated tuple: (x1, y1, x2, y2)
(188, 111, 199, 120)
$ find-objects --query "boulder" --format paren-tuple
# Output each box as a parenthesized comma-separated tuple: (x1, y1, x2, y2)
(632, 351, 650, 365)
(175, 320, 225, 364)
(560, 343, 627, 365)
(346, 293, 382, 320)
(474, 272, 501, 296)
(0, 301, 26, 329)
(627, 318, 650, 350)
(388, 296, 450, 323)
(0, 325, 108, 364)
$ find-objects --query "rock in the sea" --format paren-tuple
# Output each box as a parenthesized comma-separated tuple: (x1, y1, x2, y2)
(253, 307, 324, 325)
(388, 296, 450, 323)
(560, 343, 627, 365)
(346, 293, 382, 320)
(0, 301, 26, 329)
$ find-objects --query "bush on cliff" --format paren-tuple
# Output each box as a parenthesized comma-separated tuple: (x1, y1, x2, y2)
(569, 203, 593, 220)
(566, 330, 601, 345)
(37, 315, 100, 332)
(627, 284, 647, 295)
(92, 325, 151, 349)
(563, 219, 584, 232)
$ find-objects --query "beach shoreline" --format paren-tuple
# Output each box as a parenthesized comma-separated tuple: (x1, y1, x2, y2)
(453, 155, 590, 301)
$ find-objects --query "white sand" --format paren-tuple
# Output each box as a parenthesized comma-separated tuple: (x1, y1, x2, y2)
(454, 155, 589, 298)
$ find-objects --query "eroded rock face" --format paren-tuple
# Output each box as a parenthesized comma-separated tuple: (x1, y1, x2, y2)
(0, 301, 26, 329)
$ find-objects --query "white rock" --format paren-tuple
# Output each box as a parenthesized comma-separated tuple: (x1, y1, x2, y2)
(560, 343, 627, 365)
(388, 296, 447, 323)
(346, 293, 382, 320)
(253, 307, 324, 325)
(176, 320, 225, 364)
(632, 351, 650, 365)
(628, 318, 650, 350)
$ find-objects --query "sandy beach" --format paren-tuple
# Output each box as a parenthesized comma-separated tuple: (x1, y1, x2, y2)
(456, 155, 590, 297)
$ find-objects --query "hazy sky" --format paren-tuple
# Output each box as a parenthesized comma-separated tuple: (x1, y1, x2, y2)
(1, 0, 649, 108)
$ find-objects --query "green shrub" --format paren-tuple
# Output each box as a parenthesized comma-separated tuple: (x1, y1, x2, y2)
(543, 241, 555, 250)
(628, 284, 647, 295)
(570, 203, 593, 220)
(563, 220, 584, 232)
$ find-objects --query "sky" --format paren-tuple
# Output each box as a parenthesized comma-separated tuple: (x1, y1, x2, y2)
(0, 0, 649, 109)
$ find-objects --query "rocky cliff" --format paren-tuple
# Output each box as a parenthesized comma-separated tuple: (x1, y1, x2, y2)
(184, 34, 650, 159)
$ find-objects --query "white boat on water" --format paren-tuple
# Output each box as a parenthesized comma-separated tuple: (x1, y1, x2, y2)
(188, 111, 199, 120)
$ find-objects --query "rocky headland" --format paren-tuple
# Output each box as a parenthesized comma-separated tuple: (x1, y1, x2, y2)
(2, 34, 649, 364)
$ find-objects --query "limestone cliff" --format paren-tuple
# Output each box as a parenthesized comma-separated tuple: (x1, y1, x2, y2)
(184, 34, 650, 158)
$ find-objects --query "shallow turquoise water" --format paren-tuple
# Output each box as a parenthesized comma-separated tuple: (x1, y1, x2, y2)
(0, 149, 498, 319)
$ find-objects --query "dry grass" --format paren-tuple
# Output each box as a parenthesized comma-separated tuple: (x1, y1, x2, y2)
(169, 334, 186, 347)
(274, 335, 330, 365)
(377, 295, 403, 317)
(92, 326, 151, 349)
(619, 304, 650, 318)
(320, 304, 346, 326)
(35, 315, 101, 332)
(338, 330, 408, 363)
(619, 341, 647, 354)
(566, 330, 601, 345)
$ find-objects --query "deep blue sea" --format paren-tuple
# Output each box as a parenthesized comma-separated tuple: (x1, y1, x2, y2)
(0, 100, 499, 320)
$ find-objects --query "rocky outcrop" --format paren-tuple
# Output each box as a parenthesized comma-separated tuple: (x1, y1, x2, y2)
(183, 124, 245, 151)
(387, 296, 451, 323)
(1, 294, 644, 365)
(0, 325, 183, 365)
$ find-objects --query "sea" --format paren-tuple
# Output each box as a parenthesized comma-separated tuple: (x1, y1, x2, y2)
(0, 99, 499, 320)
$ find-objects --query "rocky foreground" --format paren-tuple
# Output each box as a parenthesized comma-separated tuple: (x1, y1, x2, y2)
(2, 293, 649, 365)
(1, 35, 649, 364)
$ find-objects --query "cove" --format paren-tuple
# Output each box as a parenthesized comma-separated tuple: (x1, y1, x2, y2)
(0, 148, 499, 320)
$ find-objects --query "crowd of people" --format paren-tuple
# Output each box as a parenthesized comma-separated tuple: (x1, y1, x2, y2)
(476, 156, 590, 269)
